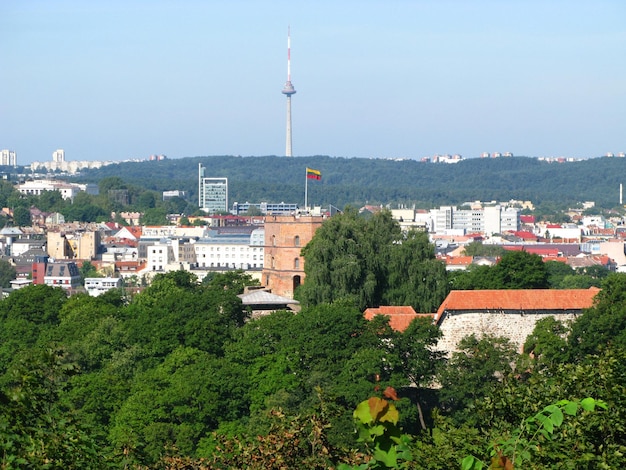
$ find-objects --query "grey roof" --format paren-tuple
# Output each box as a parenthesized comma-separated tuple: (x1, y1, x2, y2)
(0, 227, 23, 236)
(238, 290, 300, 306)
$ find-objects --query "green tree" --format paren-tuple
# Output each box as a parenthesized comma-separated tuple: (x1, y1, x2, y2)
(201, 269, 260, 294)
(12, 206, 31, 227)
(523, 316, 569, 366)
(438, 334, 518, 424)
(137, 191, 158, 210)
(0, 285, 68, 377)
(79, 260, 100, 281)
(35, 190, 66, 212)
(0, 259, 17, 288)
(544, 260, 575, 288)
(109, 346, 238, 464)
(567, 273, 626, 360)
(299, 209, 446, 311)
(0, 349, 106, 468)
(140, 207, 168, 225)
(299, 209, 387, 309)
(491, 251, 548, 289)
(383, 230, 448, 312)
(449, 251, 549, 290)
(98, 176, 127, 194)
(462, 241, 506, 258)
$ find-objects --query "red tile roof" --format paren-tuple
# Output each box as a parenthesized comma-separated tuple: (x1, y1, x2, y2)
(524, 247, 559, 257)
(364, 306, 435, 332)
(513, 231, 538, 240)
(446, 255, 473, 266)
(435, 288, 599, 322)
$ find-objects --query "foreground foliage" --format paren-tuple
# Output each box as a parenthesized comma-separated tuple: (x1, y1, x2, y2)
(2, 272, 626, 468)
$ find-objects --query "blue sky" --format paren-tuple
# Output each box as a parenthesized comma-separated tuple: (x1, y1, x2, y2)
(1, 0, 625, 164)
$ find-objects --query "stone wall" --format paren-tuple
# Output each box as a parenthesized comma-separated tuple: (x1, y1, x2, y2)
(437, 311, 580, 354)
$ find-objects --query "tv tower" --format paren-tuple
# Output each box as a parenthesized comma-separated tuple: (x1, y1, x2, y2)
(281, 27, 296, 157)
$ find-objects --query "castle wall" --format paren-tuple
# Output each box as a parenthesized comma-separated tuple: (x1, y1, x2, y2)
(437, 311, 580, 354)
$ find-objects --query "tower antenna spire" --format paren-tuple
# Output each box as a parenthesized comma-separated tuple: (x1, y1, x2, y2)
(281, 26, 296, 157)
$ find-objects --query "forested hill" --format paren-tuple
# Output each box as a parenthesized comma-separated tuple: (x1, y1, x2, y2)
(72, 155, 626, 209)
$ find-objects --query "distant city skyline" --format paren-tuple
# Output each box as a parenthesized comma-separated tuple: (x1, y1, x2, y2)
(1, 1, 624, 165)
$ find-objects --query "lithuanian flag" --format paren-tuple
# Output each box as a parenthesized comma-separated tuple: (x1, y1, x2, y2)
(306, 167, 321, 180)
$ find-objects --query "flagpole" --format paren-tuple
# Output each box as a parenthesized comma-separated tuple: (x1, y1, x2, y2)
(304, 168, 308, 210)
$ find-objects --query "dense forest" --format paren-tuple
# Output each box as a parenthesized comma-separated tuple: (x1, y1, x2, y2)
(59, 155, 626, 209)
(2, 211, 625, 468)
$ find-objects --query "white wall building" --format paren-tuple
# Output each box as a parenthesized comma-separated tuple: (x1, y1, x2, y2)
(17, 180, 98, 200)
(43, 261, 81, 290)
(85, 277, 123, 296)
(429, 205, 520, 235)
(52, 149, 65, 163)
(0, 149, 17, 166)
(193, 228, 264, 269)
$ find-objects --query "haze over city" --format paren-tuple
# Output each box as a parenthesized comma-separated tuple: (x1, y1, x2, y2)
(2, 0, 624, 165)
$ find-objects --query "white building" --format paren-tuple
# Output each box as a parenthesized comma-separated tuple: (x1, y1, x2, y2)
(429, 205, 520, 235)
(17, 180, 98, 200)
(52, 149, 65, 163)
(193, 228, 264, 269)
(43, 261, 81, 291)
(0, 149, 17, 166)
(84, 277, 123, 296)
(198, 163, 228, 214)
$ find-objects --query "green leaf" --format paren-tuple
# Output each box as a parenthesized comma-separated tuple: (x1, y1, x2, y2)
(369, 424, 386, 437)
(374, 443, 398, 467)
(354, 400, 374, 424)
(562, 401, 579, 416)
(461, 455, 476, 470)
(580, 397, 596, 412)
(548, 406, 564, 427)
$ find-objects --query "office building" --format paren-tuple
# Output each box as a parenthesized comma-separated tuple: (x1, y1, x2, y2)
(198, 163, 228, 214)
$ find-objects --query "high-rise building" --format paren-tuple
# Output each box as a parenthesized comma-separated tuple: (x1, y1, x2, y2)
(198, 163, 228, 214)
(52, 149, 65, 163)
(281, 28, 296, 157)
(0, 149, 16, 166)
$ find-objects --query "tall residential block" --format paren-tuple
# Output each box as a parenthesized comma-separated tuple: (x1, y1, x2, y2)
(52, 149, 65, 163)
(0, 149, 17, 166)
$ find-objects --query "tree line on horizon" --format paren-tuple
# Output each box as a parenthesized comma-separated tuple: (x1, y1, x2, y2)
(62, 154, 626, 210)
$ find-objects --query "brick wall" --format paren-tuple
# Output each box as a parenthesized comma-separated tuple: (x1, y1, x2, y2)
(262, 214, 325, 298)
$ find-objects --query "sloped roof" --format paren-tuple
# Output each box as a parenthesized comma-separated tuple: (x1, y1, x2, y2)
(435, 288, 600, 322)
(363, 306, 435, 332)
(446, 256, 473, 266)
(0, 227, 23, 236)
(114, 226, 143, 240)
(524, 247, 559, 257)
(238, 290, 300, 306)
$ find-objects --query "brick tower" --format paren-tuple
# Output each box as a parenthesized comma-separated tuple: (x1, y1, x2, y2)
(262, 213, 325, 298)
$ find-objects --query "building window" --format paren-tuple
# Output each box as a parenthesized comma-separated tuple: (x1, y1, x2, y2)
(294, 235, 300, 247)
(294, 258, 300, 269)
(272, 235, 276, 247)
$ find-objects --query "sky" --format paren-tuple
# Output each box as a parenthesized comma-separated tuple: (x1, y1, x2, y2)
(1, 0, 625, 165)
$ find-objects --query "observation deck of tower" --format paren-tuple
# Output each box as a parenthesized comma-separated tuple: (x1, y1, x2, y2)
(281, 28, 296, 157)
